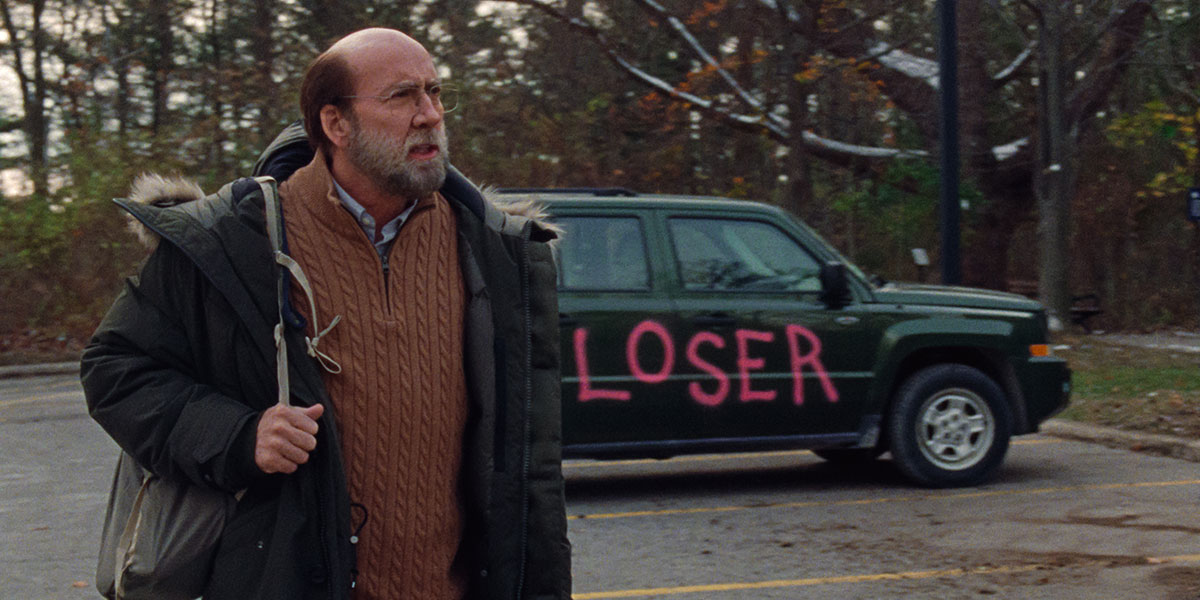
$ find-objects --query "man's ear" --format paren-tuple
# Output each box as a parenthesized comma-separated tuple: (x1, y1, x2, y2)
(320, 104, 351, 149)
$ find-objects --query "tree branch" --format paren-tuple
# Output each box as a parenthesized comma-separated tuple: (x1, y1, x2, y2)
(630, 0, 775, 121)
(991, 41, 1036, 87)
(1066, 0, 1152, 131)
(817, 30, 940, 141)
(501, 0, 927, 167)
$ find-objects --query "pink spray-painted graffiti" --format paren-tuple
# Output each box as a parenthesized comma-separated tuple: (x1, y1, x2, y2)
(573, 319, 839, 406)
(575, 327, 632, 402)
(626, 320, 675, 384)
(736, 329, 776, 403)
(685, 332, 728, 407)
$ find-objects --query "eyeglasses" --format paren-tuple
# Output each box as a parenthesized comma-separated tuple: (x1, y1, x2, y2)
(341, 83, 460, 113)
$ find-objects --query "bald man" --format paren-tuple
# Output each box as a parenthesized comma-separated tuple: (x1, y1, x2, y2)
(83, 28, 570, 600)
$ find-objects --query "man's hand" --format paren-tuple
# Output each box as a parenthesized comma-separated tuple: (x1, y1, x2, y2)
(255, 403, 325, 474)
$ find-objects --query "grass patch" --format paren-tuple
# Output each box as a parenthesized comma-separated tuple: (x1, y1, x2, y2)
(1055, 334, 1200, 438)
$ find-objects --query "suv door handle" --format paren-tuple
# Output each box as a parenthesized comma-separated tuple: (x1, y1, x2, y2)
(692, 313, 736, 328)
(559, 313, 579, 327)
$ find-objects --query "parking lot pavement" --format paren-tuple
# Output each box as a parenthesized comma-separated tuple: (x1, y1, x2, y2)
(563, 438, 1200, 599)
(1, 375, 116, 599)
(5, 373, 1200, 599)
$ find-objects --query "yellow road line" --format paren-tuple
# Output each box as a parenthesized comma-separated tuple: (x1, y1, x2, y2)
(1011, 438, 1059, 446)
(564, 438, 1058, 470)
(570, 479, 1200, 521)
(572, 553, 1200, 599)
(0, 391, 80, 409)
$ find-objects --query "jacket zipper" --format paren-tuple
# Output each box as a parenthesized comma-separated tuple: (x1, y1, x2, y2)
(514, 227, 533, 599)
(300, 357, 336, 598)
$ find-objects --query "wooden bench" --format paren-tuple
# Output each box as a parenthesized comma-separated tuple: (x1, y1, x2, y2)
(1006, 280, 1104, 333)
(1067, 293, 1104, 333)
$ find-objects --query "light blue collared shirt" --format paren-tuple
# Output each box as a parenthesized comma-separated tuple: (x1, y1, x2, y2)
(332, 179, 420, 259)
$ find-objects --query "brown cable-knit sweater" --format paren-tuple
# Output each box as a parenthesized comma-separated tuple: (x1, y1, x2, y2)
(280, 155, 469, 600)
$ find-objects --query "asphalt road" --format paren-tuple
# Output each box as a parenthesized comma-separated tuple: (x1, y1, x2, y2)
(3, 374, 1199, 600)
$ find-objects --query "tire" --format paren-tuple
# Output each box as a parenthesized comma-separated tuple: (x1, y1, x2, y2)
(887, 364, 1012, 488)
(812, 447, 885, 464)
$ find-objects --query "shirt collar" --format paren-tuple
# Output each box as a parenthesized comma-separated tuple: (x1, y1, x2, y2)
(331, 178, 420, 253)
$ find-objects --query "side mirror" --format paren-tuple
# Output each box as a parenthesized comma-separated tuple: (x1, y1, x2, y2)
(819, 262, 851, 308)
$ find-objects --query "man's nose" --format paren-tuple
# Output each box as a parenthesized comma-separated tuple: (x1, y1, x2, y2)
(411, 92, 443, 128)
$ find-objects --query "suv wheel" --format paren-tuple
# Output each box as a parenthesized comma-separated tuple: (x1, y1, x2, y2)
(887, 364, 1012, 487)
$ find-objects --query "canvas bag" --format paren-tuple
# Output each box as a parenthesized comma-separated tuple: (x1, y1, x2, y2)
(96, 177, 301, 599)
(96, 452, 239, 600)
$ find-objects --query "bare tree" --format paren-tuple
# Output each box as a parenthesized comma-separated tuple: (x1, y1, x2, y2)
(0, 0, 49, 196)
(500, 0, 1152, 293)
(1024, 0, 1073, 321)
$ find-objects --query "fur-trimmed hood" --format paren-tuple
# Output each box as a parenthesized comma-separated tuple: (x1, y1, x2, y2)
(123, 174, 206, 247)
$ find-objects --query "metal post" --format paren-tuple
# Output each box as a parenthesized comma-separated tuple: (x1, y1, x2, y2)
(937, 0, 962, 285)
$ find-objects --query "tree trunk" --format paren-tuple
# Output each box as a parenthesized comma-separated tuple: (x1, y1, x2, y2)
(733, 2, 767, 192)
(1187, 0, 1200, 324)
(149, 0, 173, 136)
(253, 0, 276, 142)
(0, 0, 49, 197)
(1033, 2, 1074, 322)
(206, 0, 226, 171)
(305, 0, 365, 46)
(28, 0, 47, 196)
(780, 19, 814, 224)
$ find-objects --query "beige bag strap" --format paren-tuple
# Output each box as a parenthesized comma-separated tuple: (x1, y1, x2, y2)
(112, 473, 153, 597)
(259, 176, 292, 406)
(257, 177, 341, 408)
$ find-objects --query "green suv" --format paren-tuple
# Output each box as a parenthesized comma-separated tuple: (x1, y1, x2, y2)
(499, 189, 1070, 487)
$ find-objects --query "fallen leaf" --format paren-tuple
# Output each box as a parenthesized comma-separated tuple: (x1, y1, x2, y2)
(72, 581, 87, 588)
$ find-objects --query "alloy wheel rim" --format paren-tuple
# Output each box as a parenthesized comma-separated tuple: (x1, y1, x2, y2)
(914, 387, 994, 471)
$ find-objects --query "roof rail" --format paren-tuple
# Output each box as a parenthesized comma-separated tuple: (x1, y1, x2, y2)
(494, 187, 638, 197)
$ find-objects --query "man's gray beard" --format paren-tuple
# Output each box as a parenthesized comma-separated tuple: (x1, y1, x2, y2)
(346, 121, 449, 200)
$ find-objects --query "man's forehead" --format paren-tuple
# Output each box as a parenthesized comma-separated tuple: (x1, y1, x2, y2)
(354, 66, 439, 96)
(346, 51, 436, 90)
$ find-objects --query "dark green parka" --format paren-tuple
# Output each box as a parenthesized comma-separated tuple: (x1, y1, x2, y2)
(82, 164, 570, 599)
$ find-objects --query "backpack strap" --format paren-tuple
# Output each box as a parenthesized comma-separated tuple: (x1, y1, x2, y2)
(257, 176, 342, 407)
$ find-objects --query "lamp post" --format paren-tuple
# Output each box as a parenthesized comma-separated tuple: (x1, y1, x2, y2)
(937, 0, 961, 285)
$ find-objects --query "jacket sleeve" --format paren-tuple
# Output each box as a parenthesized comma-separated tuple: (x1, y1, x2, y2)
(522, 240, 572, 599)
(81, 241, 263, 492)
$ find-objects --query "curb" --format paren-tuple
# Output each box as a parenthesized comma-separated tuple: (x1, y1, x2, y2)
(0, 361, 80, 379)
(1041, 419, 1200, 463)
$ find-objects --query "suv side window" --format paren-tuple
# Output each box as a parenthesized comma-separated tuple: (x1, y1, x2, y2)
(668, 217, 822, 292)
(556, 216, 651, 291)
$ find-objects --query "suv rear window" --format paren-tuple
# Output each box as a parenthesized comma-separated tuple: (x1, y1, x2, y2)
(556, 216, 650, 291)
